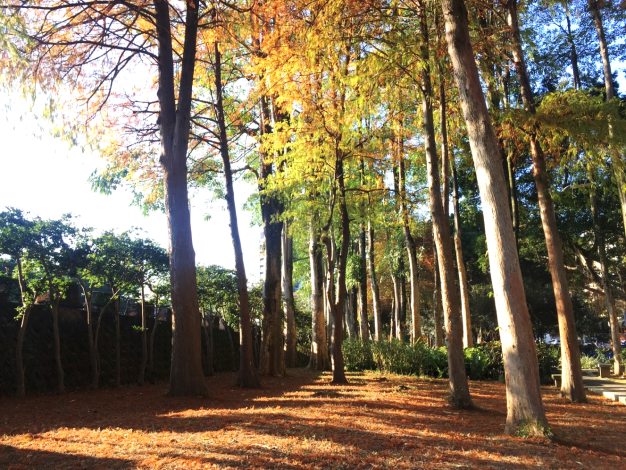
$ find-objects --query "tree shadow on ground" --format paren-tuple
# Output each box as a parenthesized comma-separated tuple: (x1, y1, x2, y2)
(0, 443, 133, 469)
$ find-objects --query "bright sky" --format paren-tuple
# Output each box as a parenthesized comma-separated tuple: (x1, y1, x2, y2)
(0, 97, 263, 282)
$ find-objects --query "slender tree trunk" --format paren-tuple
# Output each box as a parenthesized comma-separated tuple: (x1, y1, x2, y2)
(283, 222, 298, 367)
(153, 0, 207, 397)
(418, 2, 471, 408)
(358, 227, 370, 341)
(207, 314, 214, 376)
(15, 305, 32, 399)
(214, 42, 259, 388)
(587, 0, 626, 243)
(78, 280, 99, 389)
(367, 222, 383, 342)
(15, 257, 34, 399)
(433, 243, 444, 347)
(139, 282, 147, 385)
(507, 152, 519, 245)
(50, 292, 64, 394)
(565, 4, 581, 89)
(149, 304, 159, 375)
(115, 295, 121, 388)
(451, 159, 473, 348)
(507, 0, 586, 403)
(391, 273, 400, 340)
(591, 194, 622, 374)
(440, 0, 548, 434)
(309, 220, 330, 369)
(399, 156, 421, 343)
(324, 159, 349, 384)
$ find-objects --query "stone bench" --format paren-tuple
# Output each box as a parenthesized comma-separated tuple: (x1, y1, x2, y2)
(599, 364, 611, 378)
(551, 374, 562, 388)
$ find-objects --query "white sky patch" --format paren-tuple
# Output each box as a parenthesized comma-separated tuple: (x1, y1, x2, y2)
(0, 95, 263, 282)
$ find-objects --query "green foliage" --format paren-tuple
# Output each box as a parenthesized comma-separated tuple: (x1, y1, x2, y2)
(535, 343, 561, 385)
(343, 339, 448, 378)
(342, 338, 375, 371)
(464, 348, 489, 381)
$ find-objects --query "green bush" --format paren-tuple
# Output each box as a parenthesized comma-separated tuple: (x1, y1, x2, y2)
(343, 337, 375, 371)
(464, 348, 489, 380)
(535, 343, 560, 384)
(580, 354, 600, 369)
(474, 341, 505, 381)
(371, 339, 420, 375)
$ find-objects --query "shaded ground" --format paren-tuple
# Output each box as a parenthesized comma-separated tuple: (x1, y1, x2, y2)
(0, 369, 624, 469)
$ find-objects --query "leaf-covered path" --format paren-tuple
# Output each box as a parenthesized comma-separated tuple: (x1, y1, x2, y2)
(0, 369, 624, 469)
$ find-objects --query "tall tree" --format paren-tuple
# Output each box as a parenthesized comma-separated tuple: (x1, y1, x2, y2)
(417, 1, 470, 408)
(440, 0, 549, 434)
(505, 0, 586, 403)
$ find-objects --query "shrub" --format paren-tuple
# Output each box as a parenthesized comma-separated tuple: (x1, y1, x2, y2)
(371, 339, 420, 375)
(343, 337, 375, 371)
(474, 341, 505, 381)
(464, 348, 489, 380)
(422, 346, 448, 378)
(580, 354, 600, 369)
(535, 343, 560, 385)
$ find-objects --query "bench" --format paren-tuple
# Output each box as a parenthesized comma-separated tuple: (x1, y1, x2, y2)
(551, 374, 562, 388)
(599, 363, 611, 378)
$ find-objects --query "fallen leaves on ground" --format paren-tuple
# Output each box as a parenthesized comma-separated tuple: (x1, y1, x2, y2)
(0, 369, 624, 469)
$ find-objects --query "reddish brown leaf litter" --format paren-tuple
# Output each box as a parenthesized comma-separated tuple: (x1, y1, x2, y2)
(0, 369, 624, 469)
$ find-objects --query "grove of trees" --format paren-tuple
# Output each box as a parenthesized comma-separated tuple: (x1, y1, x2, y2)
(1, 0, 626, 438)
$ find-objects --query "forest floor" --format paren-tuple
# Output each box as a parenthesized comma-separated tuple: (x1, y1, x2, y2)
(0, 368, 624, 470)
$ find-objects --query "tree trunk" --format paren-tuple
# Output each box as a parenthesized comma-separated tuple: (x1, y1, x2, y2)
(399, 156, 421, 343)
(78, 280, 99, 389)
(139, 282, 147, 385)
(591, 194, 622, 374)
(346, 286, 358, 339)
(440, 0, 548, 434)
(507, 152, 519, 246)
(15, 257, 33, 399)
(50, 292, 65, 394)
(149, 305, 158, 376)
(418, 3, 471, 408)
(258, 94, 285, 377)
(283, 222, 298, 367)
(309, 220, 330, 370)
(391, 273, 400, 340)
(507, 0, 585, 403)
(565, 3, 581, 89)
(153, 0, 207, 397)
(587, 0, 626, 245)
(324, 159, 349, 384)
(115, 295, 121, 388)
(451, 158, 473, 348)
(358, 226, 370, 341)
(433, 244, 444, 347)
(368, 222, 383, 342)
(207, 314, 214, 376)
(214, 42, 259, 388)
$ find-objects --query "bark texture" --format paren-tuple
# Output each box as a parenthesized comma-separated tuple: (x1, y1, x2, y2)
(309, 221, 330, 370)
(507, 0, 585, 403)
(154, 0, 207, 397)
(283, 223, 298, 367)
(440, 0, 548, 434)
(451, 159, 473, 348)
(418, 2, 471, 408)
(214, 43, 259, 388)
(368, 222, 383, 341)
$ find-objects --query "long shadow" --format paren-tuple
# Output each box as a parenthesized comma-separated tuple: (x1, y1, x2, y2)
(0, 443, 133, 469)
(1, 369, 624, 467)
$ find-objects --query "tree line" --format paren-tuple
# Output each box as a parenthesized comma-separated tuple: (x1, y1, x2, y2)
(1, 0, 625, 437)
